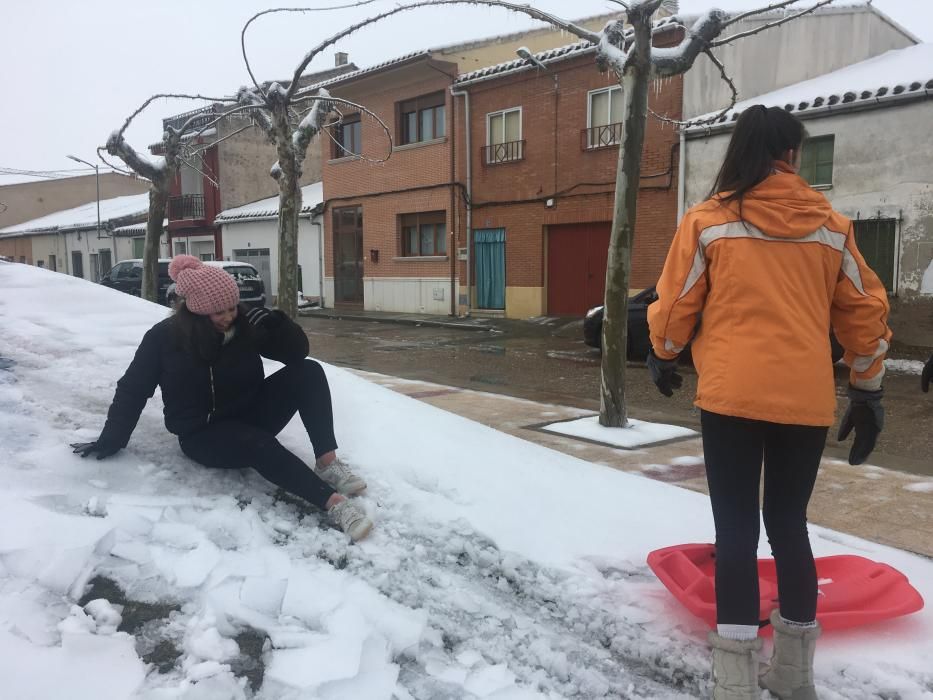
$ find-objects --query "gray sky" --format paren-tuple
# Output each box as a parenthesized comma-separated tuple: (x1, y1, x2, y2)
(0, 0, 928, 186)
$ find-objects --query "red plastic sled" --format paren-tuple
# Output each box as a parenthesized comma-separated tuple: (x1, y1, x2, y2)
(647, 543, 924, 633)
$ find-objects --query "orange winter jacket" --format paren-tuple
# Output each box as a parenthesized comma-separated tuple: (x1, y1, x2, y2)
(648, 163, 891, 427)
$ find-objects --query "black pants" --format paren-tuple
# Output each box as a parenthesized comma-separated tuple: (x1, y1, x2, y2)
(180, 359, 339, 509)
(701, 410, 827, 626)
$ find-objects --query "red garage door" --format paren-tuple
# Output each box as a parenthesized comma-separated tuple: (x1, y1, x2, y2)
(547, 222, 611, 316)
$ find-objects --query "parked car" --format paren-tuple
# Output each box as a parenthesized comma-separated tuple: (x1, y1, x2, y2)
(100, 259, 173, 305)
(166, 260, 266, 309)
(583, 285, 844, 363)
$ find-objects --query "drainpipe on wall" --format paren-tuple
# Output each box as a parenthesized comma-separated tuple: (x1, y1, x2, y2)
(450, 84, 471, 316)
(677, 126, 686, 223)
(314, 218, 325, 308)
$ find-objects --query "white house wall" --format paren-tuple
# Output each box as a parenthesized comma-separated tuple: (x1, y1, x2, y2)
(684, 101, 933, 297)
(683, 9, 914, 119)
(362, 276, 451, 314)
(221, 216, 323, 304)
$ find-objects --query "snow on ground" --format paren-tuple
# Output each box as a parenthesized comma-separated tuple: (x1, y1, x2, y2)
(885, 358, 927, 375)
(541, 416, 696, 449)
(1, 261, 932, 699)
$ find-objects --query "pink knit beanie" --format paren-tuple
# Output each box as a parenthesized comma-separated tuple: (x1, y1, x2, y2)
(168, 255, 239, 315)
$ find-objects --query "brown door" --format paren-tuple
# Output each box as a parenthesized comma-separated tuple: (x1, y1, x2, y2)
(333, 206, 363, 306)
(547, 222, 611, 315)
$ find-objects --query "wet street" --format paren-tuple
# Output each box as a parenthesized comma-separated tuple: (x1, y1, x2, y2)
(298, 315, 932, 476)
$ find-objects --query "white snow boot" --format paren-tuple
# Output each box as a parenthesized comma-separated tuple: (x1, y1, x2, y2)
(759, 610, 821, 700)
(316, 459, 367, 496)
(709, 631, 762, 700)
(328, 499, 373, 541)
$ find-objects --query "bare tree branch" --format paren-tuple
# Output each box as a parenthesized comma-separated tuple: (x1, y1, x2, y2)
(711, 0, 835, 47)
(179, 155, 219, 189)
(240, 0, 381, 96)
(96, 147, 136, 177)
(721, 0, 804, 28)
(105, 134, 164, 182)
(115, 93, 236, 140)
(184, 123, 258, 159)
(650, 10, 729, 77)
(283, 0, 601, 102)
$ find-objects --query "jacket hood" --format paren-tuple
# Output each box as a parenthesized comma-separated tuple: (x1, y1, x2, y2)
(716, 162, 834, 239)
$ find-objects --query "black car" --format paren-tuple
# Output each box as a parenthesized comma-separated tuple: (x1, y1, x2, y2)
(583, 285, 844, 363)
(100, 259, 173, 305)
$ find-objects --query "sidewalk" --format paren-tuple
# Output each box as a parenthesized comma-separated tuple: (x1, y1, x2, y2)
(299, 306, 495, 332)
(354, 369, 933, 559)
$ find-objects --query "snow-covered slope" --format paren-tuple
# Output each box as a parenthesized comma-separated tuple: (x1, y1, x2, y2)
(0, 261, 930, 699)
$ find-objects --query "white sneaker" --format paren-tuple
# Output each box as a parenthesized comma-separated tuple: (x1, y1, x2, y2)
(316, 459, 367, 496)
(328, 499, 373, 541)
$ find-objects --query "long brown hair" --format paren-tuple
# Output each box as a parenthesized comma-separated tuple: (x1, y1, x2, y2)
(709, 105, 805, 209)
(172, 302, 250, 363)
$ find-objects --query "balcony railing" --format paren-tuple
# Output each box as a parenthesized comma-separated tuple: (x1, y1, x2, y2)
(168, 194, 205, 221)
(581, 123, 623, 150)
(482, 140, 525, 165)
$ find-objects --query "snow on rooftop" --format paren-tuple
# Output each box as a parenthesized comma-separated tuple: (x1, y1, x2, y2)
(689, 42, 933, 129)
(0, 193, 150, 237)
(214, 182, 323, 224)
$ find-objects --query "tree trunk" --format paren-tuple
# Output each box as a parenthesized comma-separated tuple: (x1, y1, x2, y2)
(276, 159, 301, 318)
(599, 15, 654, 428)
(142, 186, 168, 303)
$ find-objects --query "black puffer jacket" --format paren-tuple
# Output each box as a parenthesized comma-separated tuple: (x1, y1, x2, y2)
(98, 309, 309, 448)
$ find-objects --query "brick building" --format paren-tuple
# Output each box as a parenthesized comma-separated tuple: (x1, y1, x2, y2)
(319, 14, 672, 316)
(453, 18, 683, 318)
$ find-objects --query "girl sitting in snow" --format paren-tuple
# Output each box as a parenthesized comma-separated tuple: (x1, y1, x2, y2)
(71, 254, 372, 541)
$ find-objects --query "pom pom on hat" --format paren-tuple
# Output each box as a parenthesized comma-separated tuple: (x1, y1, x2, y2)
(168, 254, 202, 281)
(169, 254, 239, 315)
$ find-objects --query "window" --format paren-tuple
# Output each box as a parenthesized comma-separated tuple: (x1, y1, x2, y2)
(334, 114, 361, 157)
(19, 256, 26, 264)
(36, 260, 45, 268)
(485, 108, 522, 163)
(799, 135, 834, 187)
(199, 253, 215, 261)
(854, 218, 897, 292)
(48, 254, 57, 272)
(174, 241, 187, 255)
(587, 86, 623, 148)
(400, 211, 447, 257)
(399, 92, 446, 145)
(132, 237, 145, 258)
(180, 155, 204, 196)
(99, 249, 112, 278)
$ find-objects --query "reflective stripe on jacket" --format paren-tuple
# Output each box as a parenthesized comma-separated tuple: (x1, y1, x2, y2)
(648, 163, 891, 427)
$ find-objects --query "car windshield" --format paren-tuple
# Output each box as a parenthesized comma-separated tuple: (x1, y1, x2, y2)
(223, 266, 260, 281)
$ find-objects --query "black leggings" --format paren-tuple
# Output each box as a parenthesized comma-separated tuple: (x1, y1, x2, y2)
(701, 410, 827, 626)
(179, 359, 339, 509)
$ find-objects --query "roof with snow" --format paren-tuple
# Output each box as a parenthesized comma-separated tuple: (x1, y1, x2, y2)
(0, 192, 150, 238)
(111, 219, 167, 237)
(214, 182, 324, 224)
(687, 42, 933, 133)
(297, 52, 433, 97)
(453, 15, 683, 86)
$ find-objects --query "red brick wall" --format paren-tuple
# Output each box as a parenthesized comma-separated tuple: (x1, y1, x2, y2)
(322, 63, 458, 280)
(455, 36, 684, 296)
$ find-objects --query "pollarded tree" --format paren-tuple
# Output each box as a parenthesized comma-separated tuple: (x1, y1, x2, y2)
(99, 94, 241, 303)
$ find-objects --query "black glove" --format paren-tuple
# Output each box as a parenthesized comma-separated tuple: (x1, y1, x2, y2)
(837, 386, 884, 465)
(245, 306, 280, 329)
(922, 354, 932, 393)
(71, 440, 121, 460)
(647, 349, 683, 398)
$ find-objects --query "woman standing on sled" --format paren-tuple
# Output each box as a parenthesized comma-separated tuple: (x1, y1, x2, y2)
(72, 254, 372, 541)
(647, 106, 891, 699)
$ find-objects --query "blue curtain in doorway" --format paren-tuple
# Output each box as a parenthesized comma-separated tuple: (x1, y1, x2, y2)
(474, 228, 505, 309)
